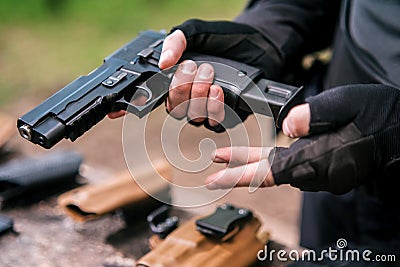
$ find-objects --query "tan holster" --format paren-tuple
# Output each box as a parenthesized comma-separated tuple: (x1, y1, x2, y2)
(136, 215, 268, 267)
(57, 160, 171, 222)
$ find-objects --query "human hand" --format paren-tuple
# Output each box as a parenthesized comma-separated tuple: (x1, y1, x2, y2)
(159, 30, 225, 127)
(206, 85, 400, 193)
(205, 146, 275, 190)
(270, 84, 400, 194)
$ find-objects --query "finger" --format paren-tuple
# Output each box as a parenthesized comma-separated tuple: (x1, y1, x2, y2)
(207, 85, 225, 127)
(282, 103, 311, 138)
(211, 146, 272, 166)
(108, 110, 126, 119)
(159, 30, 187, 69)
(187, 63, 214, 123)
(205, 159, 275, 189)
(167, 60, 197, 119)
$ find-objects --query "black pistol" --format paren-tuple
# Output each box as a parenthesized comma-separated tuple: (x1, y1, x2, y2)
(17, 30, 303, 149)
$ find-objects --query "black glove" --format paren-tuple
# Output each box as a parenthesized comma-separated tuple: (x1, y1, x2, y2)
(270, 84, 400, 195)
(173, 0, 342, 80)
(172, 19, 283, 80)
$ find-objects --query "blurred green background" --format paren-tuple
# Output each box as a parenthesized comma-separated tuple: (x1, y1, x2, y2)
(0, 0, 245, 106)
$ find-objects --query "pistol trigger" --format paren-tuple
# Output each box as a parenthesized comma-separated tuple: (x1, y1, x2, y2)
(116, 81, 158, 118)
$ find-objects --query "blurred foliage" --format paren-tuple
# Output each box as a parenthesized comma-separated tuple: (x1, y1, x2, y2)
(0, 0, 245, 106)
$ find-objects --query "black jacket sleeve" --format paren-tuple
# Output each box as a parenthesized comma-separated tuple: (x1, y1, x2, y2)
(235, 0, 342, 62)
(174, 0, 341, 80)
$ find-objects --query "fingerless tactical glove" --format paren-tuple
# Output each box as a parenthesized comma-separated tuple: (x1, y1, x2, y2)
(173, 19, 283, 80)
(271, 84, 400, 195)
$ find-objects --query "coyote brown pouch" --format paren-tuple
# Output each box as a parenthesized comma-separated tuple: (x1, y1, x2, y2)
(57, 160, 171, 222)
(137, 205, 269, 267)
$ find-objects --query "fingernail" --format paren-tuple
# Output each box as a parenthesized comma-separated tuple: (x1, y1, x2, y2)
(181, 61, 197, 74)
(211, 150, 225, 163)
(198, 64, 213, 79)
(213, 156, 226, 163)
(209, 86, 220, 99)
(159, 50, 172, 67)
(208, 119, 218, 128)
(283, 119, 293, 137)
(205, 179, 220, 190)
(206, 183, 219, 190)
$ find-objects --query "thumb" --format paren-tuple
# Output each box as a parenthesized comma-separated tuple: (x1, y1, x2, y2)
(284, 85, 366, 138)
(159, 30, 187, 69)
(282, 103, 311, 138)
